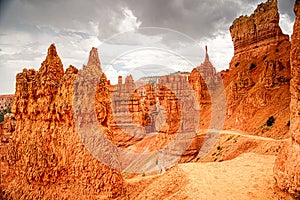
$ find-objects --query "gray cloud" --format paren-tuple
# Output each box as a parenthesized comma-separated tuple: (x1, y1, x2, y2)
(2, 0, 291, 41)
(0, 0, 296, 94)
(123, 0, 242, 39)
(278, 0, 295, 20)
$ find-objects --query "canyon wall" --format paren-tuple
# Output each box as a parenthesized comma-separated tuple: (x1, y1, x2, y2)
(222, 0, 291, 138)
(99, 70, 201, 168)
(274, 0, 300, 198)
(4, 44, 125, 199)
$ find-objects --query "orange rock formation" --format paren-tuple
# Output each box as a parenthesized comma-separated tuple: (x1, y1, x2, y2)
(222, 0, 291, 139)
(4, 44, 125, 199)
(229, 0, 289, 66)
(2, 0, 298, 198)
(273, 0, 300, 198)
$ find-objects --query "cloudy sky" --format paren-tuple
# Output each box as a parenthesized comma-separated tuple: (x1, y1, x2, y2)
(0, 0, 295, 94)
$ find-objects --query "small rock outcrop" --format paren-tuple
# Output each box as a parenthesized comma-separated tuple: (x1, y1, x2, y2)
(87, 47, 102, 71)
(0, 95, 14, 112)
(4, 44, 125, 199)
(274, 0, 300, 198)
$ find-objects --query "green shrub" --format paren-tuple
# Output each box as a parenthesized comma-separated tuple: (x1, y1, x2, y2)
(0, 112, 4, 123)
(266, 116, 275, 127)
(0, 101, 12, 123)
(249, 63, 256, 70)
(263, 55, 267, 60)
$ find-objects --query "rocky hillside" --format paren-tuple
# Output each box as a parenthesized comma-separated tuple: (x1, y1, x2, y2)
(222, 0, 291, 139)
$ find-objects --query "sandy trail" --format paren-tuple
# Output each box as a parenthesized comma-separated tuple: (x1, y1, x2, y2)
(125, 130, 289, 199)
(127, 153, 278, 200)
(179, 153, 276, 199)
(206, 129, 288, 142)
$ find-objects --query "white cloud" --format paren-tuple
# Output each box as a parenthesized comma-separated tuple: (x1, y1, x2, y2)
(0, 0, 295, 95)
(102, 64, 128, 84)
(279, 13, 294, 36)
(117, 7, 142, 33)
(104, 48, 194, 83)
(199, 32, 234, 71)
(0, 26, 101, 93)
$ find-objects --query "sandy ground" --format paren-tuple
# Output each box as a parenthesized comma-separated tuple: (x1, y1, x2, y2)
(126, 153, 280, 200)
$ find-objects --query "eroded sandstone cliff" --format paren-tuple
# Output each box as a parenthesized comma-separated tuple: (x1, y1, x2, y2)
(2, 0, 297, 198)
(229, 0, 289, 66)
(273, 0, 300, 198)
(223, 0, 291, 139)
(4, 44, 125, 199)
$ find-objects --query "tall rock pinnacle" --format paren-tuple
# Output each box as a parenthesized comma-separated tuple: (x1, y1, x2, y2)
(47, 43, 58, 58)
(87, 47, 102, 70)
(204, 45, 209, 62)
(39, 43, 64, 82)
(200, 45, 215, 71)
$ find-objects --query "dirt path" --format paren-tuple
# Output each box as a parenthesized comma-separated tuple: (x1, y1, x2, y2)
(206, 129, 288, 142)
(125, 130, 288, 199)
(127, 153, 278, 199)
(179, 153, 276, 199)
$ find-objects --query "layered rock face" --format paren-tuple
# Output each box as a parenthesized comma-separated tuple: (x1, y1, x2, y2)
(95, 70, 200, 170)
(274, 1, 300, 198)
(4, 44, 125, 199)
(229, 0, 289, 66)
(223, 0, 291, 138)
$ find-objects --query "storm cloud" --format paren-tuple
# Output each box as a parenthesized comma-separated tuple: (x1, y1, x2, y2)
(0, 0, 296, 94)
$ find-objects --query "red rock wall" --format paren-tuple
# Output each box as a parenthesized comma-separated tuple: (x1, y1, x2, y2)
(274, 0, 300, 198)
